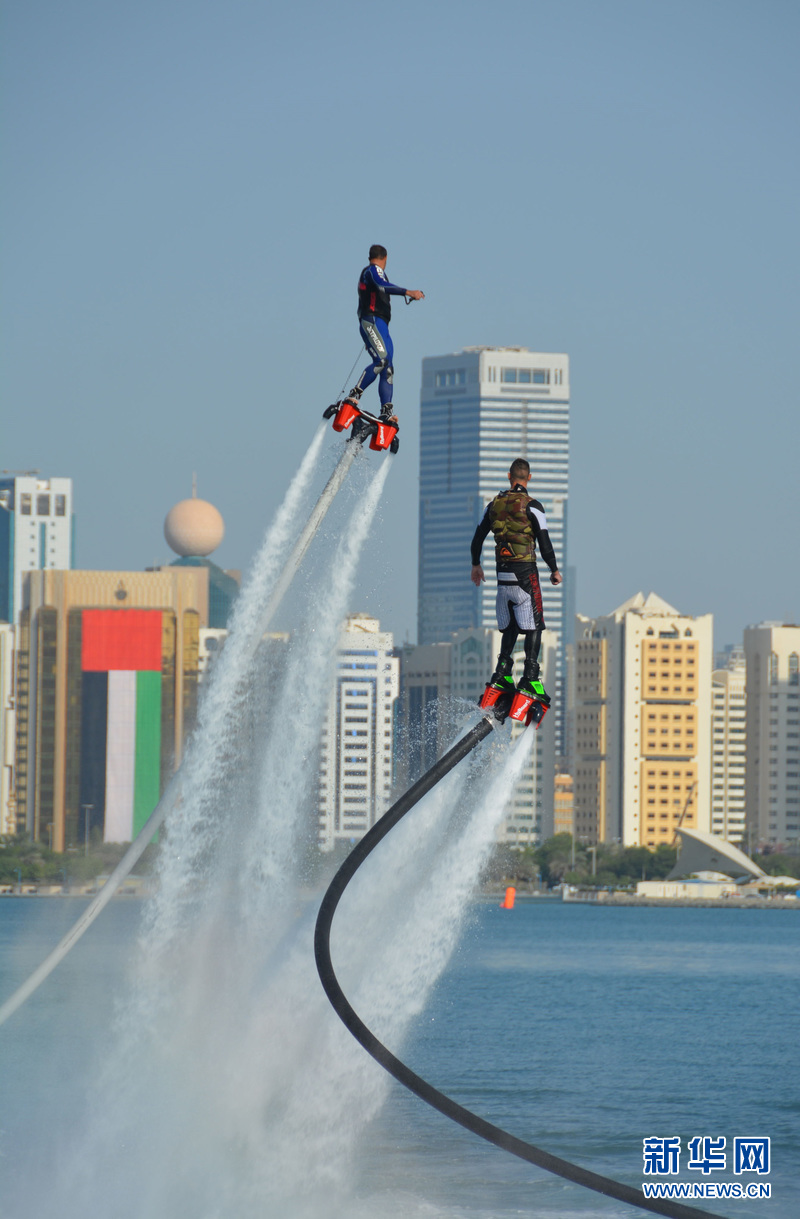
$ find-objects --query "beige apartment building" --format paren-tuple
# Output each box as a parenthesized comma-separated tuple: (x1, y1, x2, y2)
(572, 593, 712, 847)
(554, 772, 574, 836)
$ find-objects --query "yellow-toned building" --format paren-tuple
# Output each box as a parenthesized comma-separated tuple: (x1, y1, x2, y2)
(16, 568, 209, 850)
(571, 592, 712, 847)
(554, 772, 574, 836)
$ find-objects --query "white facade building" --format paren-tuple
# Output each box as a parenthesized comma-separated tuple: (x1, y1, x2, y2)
(0, 625, 15, 834)
(318, 614, 400, 852)
(711, 654, 747, 843)
(572, 593, 713, 847)
(418, 347, 569, 751)
(0, 475, 74, 624)
(744, 623, 800, 846)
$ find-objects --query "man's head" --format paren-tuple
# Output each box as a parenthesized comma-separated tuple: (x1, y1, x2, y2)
(369, 243, 388, 267)
(508, 458, 530, 486)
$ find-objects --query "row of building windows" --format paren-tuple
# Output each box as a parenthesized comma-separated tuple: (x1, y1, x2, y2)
(500, 368, 551, 385)
(435, 370, 467, 387)
(769, 653, 800, 684)
(479, 366, 565, 385)
(12, 494, 68, 517)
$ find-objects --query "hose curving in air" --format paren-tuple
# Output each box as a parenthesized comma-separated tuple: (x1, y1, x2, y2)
(314, 718, 729, 1219)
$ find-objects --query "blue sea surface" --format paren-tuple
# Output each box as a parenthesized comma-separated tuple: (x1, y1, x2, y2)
(0, 897, 797, 1218)
(359, 900, 800, 1218)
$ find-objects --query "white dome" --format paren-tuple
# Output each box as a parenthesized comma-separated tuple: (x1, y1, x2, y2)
(164, 497, 225, 557)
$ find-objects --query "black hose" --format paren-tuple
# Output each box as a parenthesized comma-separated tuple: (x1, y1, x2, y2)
(314, 718, 729, 1219)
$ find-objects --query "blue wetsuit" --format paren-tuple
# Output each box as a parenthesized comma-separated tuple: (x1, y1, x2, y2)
(354, 264, 409, 408)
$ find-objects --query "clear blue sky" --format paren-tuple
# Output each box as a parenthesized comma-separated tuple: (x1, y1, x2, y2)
(2, 0, 798, 647)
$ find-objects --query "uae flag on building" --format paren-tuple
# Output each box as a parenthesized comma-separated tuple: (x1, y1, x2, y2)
(79, 609, 162, 842)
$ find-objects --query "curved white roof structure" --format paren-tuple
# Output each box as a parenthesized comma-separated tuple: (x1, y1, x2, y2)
(668, 828, 765, 881)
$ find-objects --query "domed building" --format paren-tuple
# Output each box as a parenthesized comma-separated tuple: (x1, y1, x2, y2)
(164, 481, 239, 628)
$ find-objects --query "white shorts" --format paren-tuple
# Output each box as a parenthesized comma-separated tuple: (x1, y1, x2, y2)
(495, 569, 545, 632)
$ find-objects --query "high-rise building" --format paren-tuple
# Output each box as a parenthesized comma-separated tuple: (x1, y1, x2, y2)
(0, 474, 74, 624)
(16, 567, 209, 850)
(571, 593, 713, 847)
(0, 625, 15, 834)
(711, 652, 747, 843)
(744, 623, 800, 846)
(318, 614, 400, 852)
(418, 346, 569, 748)
(395, 626, 557, 845)
(395, 640, 453, 784)
(554, 773, 574, 837)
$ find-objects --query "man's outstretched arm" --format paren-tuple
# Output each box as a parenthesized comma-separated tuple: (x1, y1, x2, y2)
(365, 264, 424, 300)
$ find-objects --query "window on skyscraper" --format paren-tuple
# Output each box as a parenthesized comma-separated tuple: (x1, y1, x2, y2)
(533, 370, 549, 384)
(55, 495, 66, 516)
(435, 369, 465, 387)
(37, 495, 50, 515)
(20, 493, 32, 514)
(502, 369, 517, 382)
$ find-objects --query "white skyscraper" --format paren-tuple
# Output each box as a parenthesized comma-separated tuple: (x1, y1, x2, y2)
(0, 624, 15, 834)
(711, 651, 747, 843)
(418, 347, 569, 746)
(318, 614, 400, 852)
(744, 623, 800, 846)
(0, 474, 74, 624)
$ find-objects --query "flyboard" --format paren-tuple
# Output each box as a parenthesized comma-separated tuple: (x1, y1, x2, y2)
(323, 398, 400, 453)
(0, 407, 394, 1029)
(314, 703, 728, 1219)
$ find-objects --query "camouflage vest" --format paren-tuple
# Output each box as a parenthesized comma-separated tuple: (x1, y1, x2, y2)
(488, 489, 534, 563)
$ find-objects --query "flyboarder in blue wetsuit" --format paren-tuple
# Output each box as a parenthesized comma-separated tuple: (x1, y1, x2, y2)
(342, 245, 425, 428)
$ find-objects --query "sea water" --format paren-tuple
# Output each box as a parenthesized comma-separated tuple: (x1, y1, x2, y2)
(1, 897, 796, 1218)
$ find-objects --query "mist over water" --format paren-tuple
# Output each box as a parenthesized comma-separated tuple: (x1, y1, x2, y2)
(11, 438, 535, 1219)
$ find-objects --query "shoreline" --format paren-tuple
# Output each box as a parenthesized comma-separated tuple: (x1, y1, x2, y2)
(483, 889, 799, 909)
(3, 888, 798, 911)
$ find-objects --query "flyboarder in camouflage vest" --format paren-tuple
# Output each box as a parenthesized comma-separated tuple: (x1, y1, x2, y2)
(470, 458, 562, 705)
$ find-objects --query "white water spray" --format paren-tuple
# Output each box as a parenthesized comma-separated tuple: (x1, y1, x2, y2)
(0, 424, 329, 1030)
(21, 439, 539, 1219)
(139, 423, 331, 961)
(268, 728, 536, 1201)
